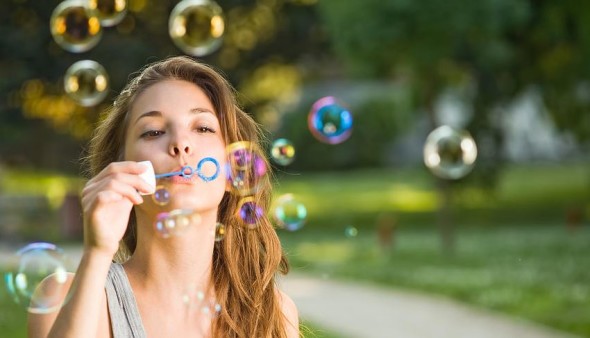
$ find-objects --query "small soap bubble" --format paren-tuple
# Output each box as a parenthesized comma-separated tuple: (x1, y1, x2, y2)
(154, 209, 200, 238)
(87, 0, 127, 27)
(4, 243, 74, 314)
(237, 197, 264, 228)
(423, 125, 478, 180)
(214, 222, 226, 241)
(50, 0, 103, 53)
(64, 60, 109, 107)
(152, 185, 171, 206)
(200, 299, 222, 316)
(344, 226, 358, 238)
(226, 142, 268, 196)
(182, 285, 222, 317)
(270, 138, 295, 166)
(272, 194, 307, 231)
(308, 96, 353, 144)
(169, 0, 225, 57)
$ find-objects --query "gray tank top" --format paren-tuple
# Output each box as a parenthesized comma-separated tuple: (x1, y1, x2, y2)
(105, 263, 147, 338)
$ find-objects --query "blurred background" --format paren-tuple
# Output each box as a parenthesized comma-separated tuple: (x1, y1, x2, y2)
(0, 0, 589, 337)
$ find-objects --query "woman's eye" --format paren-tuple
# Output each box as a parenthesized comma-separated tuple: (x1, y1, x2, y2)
(140, 130, 165, 138)
(196, 126, 216, 133)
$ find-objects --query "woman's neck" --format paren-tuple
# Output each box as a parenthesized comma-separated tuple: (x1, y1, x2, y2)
(124, 208, 218, 296)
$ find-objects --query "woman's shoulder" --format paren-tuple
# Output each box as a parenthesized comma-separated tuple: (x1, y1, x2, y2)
(275, 287, 299, 337)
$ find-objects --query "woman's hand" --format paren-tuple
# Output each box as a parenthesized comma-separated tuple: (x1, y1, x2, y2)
(80, 161, 154, 258)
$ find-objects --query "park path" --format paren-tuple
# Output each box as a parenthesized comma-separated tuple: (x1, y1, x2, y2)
(0, 244, 582, 338)
(278, 273, 582, 338)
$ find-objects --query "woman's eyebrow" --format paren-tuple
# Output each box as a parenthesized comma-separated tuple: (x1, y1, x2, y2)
(134, 110, 162, 125)
(134, 107, 215, 125)
(191, 107, 215, 115)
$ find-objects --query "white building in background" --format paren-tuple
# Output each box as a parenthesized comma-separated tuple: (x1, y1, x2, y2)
(498, 88, 580, 162)
(287, 81, 583, 166)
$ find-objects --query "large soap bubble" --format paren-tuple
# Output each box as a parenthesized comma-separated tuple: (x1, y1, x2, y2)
(64, 60, 109, 107)
(272, 193, 307, 231)
(4, 243, 74, 314)
(225, 141, 268, 196)
(50, 0, 102, 53)
(308, 96, 353, 144)
(423, 125, 477, 180)
(169, 0, 225, 57)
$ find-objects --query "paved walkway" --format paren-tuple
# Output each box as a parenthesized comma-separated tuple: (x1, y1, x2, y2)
(278, 274, 581, 338)
(0, 245, 582, 338)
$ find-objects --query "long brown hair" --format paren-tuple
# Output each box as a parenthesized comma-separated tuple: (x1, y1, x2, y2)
(85, 56, 290, 337)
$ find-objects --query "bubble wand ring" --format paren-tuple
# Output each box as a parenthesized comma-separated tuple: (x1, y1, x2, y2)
(197, 157, 220, 182)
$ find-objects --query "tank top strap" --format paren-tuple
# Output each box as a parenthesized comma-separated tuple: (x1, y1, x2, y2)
(105, 263, 147, 338)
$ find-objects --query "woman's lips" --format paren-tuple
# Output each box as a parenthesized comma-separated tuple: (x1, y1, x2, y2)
(169, 174, 197, 185)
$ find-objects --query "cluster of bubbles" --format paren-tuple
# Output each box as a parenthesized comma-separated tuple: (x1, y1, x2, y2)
(154, 209, 201, 238)
(51, 0, 225, 107)
(182, 285, 222, 317)
(4, 243, 75, 314)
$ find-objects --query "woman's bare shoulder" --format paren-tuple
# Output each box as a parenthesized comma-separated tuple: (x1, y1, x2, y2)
(276, 287, 299, 337)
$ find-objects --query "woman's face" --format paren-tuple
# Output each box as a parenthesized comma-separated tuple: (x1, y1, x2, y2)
(124, 79, 227, 214)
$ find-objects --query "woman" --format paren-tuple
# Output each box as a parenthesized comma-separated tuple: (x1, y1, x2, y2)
(28, 56, 299, 338)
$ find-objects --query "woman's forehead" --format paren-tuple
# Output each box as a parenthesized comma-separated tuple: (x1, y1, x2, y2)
(130, 79, 217, 118)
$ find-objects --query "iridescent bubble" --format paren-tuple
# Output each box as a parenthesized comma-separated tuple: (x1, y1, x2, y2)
(154, 209, 200, 238)
(308, 96, 353, 144)
(237, 197, 264, 228)
(64, 60, 109, 107)
(272, 194, 307, 231)
(344, 226, 358, 238)
(168, 0, 225, 57)
(201, 300, 222, 316)
(152, 185, 171, 206)
(270, 138, 295, 166)
(4, 243, 74, 314)
(423, 125, 478, 180)
(214, 222, 226, 242)
(87, 0, 127, 27)
(50, 0, 102, 53)
(226, 142, 268, 196)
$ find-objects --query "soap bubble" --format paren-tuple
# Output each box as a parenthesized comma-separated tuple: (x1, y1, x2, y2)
(344, 226, 358, 238)
(64, 60, 109, 107)
(50, 0, 102, 53)
(237, 197, 264, 228)
(308, 96, 353, 144)
(169, 0, 225, 56)
(272, 194, 307, 231)
(214, 222, 226, 241)
(182, 285, 222, 317)
(154, 209, 200, 238)
(4, 243, 74, 314)
(270, 138, 295, 166)
(87, 0, 127, 27)
(423, 125, 477, 180)
(152, 185, 171, 206)
(226, 141, 268, 196)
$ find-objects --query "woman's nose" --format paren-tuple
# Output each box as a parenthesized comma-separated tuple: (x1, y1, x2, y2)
(169, 135, 192, 157)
